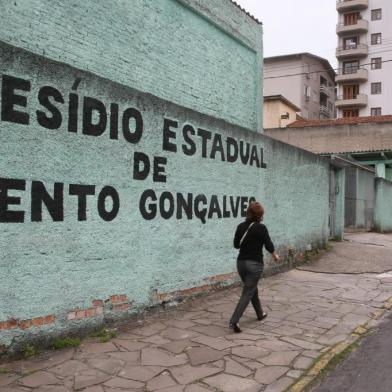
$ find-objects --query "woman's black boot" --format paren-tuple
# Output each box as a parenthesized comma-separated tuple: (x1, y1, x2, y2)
(229, 323, 242, 333)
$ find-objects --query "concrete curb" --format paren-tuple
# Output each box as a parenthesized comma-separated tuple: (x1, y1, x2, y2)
(285, 296, 392, 392)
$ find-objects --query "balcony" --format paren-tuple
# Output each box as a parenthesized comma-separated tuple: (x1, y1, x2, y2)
(336, 0, 368, 12)
(320, 84, 332, 97)
(320, 105, 331, 118)
(336, 19, 368, 35)
(336, 68, 368, 83)
(336, 43, 368, 59)
(335, 93, 367, 108)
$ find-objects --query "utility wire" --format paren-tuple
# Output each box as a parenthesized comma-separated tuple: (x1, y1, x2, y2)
(264, 58, 392, 79)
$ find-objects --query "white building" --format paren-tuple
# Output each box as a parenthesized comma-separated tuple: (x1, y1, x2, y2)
(264, 53, 336, 121)
(336, 0, 392, 117)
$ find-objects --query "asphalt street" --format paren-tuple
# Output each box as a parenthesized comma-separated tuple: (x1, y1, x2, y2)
(311, 312, 392, 392)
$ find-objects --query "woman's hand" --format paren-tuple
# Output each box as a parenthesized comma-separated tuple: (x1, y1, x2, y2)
(272, 252, 280, 262)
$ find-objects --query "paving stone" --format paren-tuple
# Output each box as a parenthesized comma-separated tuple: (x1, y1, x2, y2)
(142, 335, 172, 345)
(180, 311, 209, 320)
(112, 339, 149, 351)
(317, 334, 347, 345)
(160, 339, 200, 354)
(35, 387, 71, 392)
(0, 373, 19, 386)
(103, 376, 144, 388)
(141, 348, 188, 366)
(292, 356, 315, 370)
(80, 342, 118, 354)
(162, 328, 199, 341)
(158, 386, 185, 392)
(189, 325, 227, 337)
(225, 333, 260, 341)
(118, 365, 164, 381)
(184, 385, 211, 392)
(116, 332, 141, 340)
(49, 360, 89, 376)
(192, 318, 212, 325)
(166, 320, 196, 329)
(255, 339, 298, 352)
(82, 386, 104, 392)
(270, 325, 304, 336)
(254, 366, 289, 384)
(280, 337, 324, 350)
(136, 326, 165, 337)
(187, 346, 225, 366)
(191, 335, 235, 350)
(259, 351, 300, 366)
(210, 359, 225, 368)
(264, 376, 294, 392)
(1, 387, 31, 392)
(231, 345, 269, 359)
(225, 357, 253, 377)
(21, 349, 75, 372)
(242, 361, 265, 370)
(87, 357, 124, 374)
(73, 369, 111, 390)
(147, 372, 177, 391)
(203, 373, 261, 392)
(302, 350, 321, 359)
(108, 351, 140, 363)
(287, 369, 304, 378)
(171, 365, 222, 384)
(19, 371, 60, 388)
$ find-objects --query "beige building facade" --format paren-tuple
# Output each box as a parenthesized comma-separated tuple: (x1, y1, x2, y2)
(263, 95, 301, 128)
(264, 53, 336, 121)
(336, 0, 392, 117)
(264, 115, 392, 180)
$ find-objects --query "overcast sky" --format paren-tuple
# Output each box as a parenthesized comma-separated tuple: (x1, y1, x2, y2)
(235, 0, 338, 68)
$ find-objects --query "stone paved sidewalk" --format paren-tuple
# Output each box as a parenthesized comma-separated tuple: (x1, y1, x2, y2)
(1, 236, 392, 392)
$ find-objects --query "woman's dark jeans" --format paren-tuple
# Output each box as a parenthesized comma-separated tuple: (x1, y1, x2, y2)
(230, 259, 264, 325)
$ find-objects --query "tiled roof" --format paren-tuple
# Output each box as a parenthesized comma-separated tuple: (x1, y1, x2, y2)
(230, 0, 262, 24)
(288, 115, 392, 128)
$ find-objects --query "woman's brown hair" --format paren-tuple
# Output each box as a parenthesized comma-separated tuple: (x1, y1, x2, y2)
(246, 202, 264, 222)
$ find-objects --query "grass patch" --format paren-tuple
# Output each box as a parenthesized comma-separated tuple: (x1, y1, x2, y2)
(21, 344, 37, 358)
(52, 337, 81, 350)
(0, 367, 11, 374)
(91, 328, 117, 343)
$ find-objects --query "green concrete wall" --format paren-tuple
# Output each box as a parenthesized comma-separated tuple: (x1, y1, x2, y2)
(0, 42, 329, 351)
(0, 1, 330, 352)
(0, 0, 263, 131)
(386, 168, 392, 182)
(374, 178, 392, 233)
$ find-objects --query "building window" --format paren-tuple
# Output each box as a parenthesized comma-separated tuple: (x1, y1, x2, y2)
(371, 33, 382, 45)
(344, 36, 358, 49)
(371, 58, 382, 70)
(344, 12, 360, 26)
(371, 9, 382, 21)
(371, 82, 382, 94)
(304, 85, 310, 102)
(342, 109, 359, 118)
(371, 107, 382, 116)
(343, 60, 359, 74)
(343, 84, 359, 99)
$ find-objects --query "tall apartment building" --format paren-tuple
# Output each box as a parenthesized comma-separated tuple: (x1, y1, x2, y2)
(336, 0, 392, 117)
(264, 53, 336, 120)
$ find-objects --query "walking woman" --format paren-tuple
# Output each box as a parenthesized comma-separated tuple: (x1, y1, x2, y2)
(229, 201, 279, 333)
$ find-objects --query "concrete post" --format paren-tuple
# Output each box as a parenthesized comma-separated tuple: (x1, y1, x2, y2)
(376, 163, 386, 179)
(374, 178, 392, 233)
(334, 168, 346, 241)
